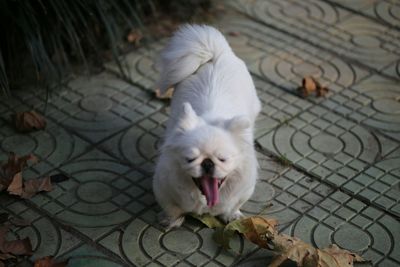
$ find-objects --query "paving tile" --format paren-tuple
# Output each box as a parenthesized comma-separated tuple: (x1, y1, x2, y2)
(0, 117, 90, 172)
(319, 75, 400, 141)
(0, 0, 399, 265)
(342, 150, 400, 217)
(97, 151, 336, 266)
(330, 0, 400, 28)
(284, 193, 400, 267)
(257, 104, 400, 213)
(57, 244, 125, 267)
(97, 109, 169, 172)
(105, 41, 165, 88)
(230, 0, 400, 77)
(20, 148, 154, 241)
(26, 72, 163, 144)
(0, 199, 82, 261)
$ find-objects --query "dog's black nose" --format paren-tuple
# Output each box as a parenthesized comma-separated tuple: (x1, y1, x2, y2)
(201, 158, 214, 174)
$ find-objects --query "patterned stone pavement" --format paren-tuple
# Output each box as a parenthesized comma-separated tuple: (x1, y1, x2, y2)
(1, 0, 399, 266)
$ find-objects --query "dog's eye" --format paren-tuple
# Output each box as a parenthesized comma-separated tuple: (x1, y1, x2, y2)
(218, 157, 226, 162)
(186, 157, 196, 163)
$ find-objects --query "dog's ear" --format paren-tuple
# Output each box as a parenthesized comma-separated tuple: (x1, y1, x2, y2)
(225, 116, 250, 134)
(178, 102, 199, 132)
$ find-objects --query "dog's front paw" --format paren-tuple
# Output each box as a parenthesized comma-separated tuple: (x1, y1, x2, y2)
(158, 211, 185, 231)
(221, 210, 244, 223)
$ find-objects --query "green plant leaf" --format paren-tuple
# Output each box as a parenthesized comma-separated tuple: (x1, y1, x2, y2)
(188, 213, 225, 229)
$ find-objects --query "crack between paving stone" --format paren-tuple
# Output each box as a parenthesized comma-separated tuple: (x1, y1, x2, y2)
(254, 141, 400, 220)
(321, 0, 400, 32)
(232, 8, 400, 83)
(20, 199, 136, 267)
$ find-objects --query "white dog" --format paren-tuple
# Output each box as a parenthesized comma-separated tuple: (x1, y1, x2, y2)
(153, 24, 261, 229)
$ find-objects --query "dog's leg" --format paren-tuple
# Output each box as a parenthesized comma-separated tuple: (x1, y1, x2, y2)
(220, 209, 245, 223)
(158, 205, 185, 230)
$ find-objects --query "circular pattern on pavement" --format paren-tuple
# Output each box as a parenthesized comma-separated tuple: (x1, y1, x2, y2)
(121, 218, 246, 266)
(80, 95, 113, 112)
(0, 121, 89, 169)
(2, 135, 37, 155)
(333, 225, 371, 251)
(250, 181, 276, 203)
(257, 115, 381, 174)
(372, 98, 400, 114)
(310, 134, 344, 154)
(45, 157, 135, 229)
(352, 35, 381, 48)
(77, 182, 113, 203)
(373, 1, 400, 27)
(359, 80, 400, 134)
(290, 210, 400, 264)
(162, 229, 200, 254)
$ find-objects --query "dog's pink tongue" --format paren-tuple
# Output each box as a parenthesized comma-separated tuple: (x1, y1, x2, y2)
(200, 176, 219, 207)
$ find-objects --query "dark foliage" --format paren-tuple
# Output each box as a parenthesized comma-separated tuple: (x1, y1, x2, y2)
(0, 0, 211, 96)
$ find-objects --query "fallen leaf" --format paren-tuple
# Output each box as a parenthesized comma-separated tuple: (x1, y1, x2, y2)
(0, 253, 14, 260)
(127, 29, 143, 46)
(269, 234, 366, 267)
(7, 175, 52, 199)
(192, 214, 366, 267)
(6, 172, 23, 196)
(213, 216, 277, 250)
(240, 216, 278, 249)
(188, 213, 224, 229)
(269, 234, 318, 267)
(20, 177, 53, 199)
(34, 256, 69, 267)
(1, 153, 38, 181)
(1, 153, 56, 199)
(12, 111, 46, 132)
(317, 86, 329, 97)
(320, 244, 365, 267)
(298, 76, 329, 98)
(228, 31, 240, 36)
(0, 225, 33, 256)
(155, 87, 174, 99)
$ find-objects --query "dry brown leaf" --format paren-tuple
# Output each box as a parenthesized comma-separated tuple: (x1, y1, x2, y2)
(1, 237, 33, 256)
(320, 244, 365, 267)
(317, 87, 329, 97)
(228, 31, 241, 36)
(6, 172, 23, 196)
(127, 29, 143, 46)
(1, 153, 53, 199)
(213, 215, 277, 250)
(34, 256, 69, 267)
(12, 111, 46, 132)
(1, 153, 38, 181)
(7, 174, 52, 199)
(155, 87, 174, 99)
(192, 214, 365, 267)
(241, 216, 278, 249)
(0, 225, 33, 256)
(20, 177, 53, 199)
(269, 234, 365, 267)
(298, 76, 329, 98)
(0, 253, 14, 260)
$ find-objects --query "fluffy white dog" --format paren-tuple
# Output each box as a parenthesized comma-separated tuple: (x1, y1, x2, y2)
(153, 24, 261, 229)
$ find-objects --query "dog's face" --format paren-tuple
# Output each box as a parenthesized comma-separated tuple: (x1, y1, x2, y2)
(164, 103, 250, 207)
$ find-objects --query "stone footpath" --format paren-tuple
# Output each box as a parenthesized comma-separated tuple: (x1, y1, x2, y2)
(0, 0, 399, 266)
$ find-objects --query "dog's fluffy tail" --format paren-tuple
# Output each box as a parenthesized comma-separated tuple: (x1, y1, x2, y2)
(156, 24, 231, 93)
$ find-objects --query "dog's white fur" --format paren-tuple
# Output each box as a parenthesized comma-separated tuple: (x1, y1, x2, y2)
(153, 25, 261, 229)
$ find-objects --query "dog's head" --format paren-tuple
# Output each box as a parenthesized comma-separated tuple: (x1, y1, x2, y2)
(163, 102, 251, 207)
